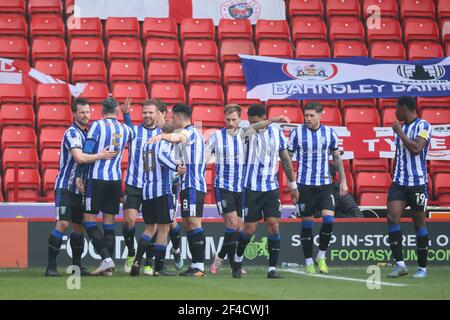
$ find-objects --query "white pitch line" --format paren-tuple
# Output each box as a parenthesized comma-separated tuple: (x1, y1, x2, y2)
(283, 268, 408, 287)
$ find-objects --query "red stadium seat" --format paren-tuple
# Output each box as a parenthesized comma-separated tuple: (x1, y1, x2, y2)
(34, 59, 68, 82)
(28, 0, 62, 16)
(438, 0, 450, 22)
(289, 0, 324, 18)
(145, 38, 180, 63)
(219, 39, 255, 64)
(79, 82, 109, 103)
(218, 19, 252, 41)
(341, 99, 377, 109)
(142, 17, 177, 40)
(1, 126, 37, 149)
(189, 84, 224, 106)
(36, 84, 71, 105)
(329, 19, 364, 42)
(180, 18, 215, 40)
(39, 126, 66, 152)
(304, 99, 339, 109)
(355, 172, 391, 199)
(30, 15, 64, 39)
(321, 107, 342, 126)
(404, 19, 440, 43)
(400, 0, 435, 20)
(88, 104, 103, 121)
(434, 173, 450, 200)
(107, 38, 142, 61)
(226, 84, 261, 106)
(370, 41, 406, 60)
(444, 21, 450, 44)
(41, 148, 60, 171)
(105, 17, 139, 39)
(192, 105, 223, 127)
(147, 60, 182, 84)
(0, 103, 34, 129)
(71, 60, 106, 83)
(353, 158, 389, 173)
(266, 99, 301, 109)
(43, 168, 58, 200)
(417, 96, 450, 110)
(326, 0, 361, 17)
(2, 147, 38, 169)
(268, 106, 303, 123)
(366, 18, 402, 43)
(0, 14, 27, 37)
(255, 20, 290, 41)
(223, 62, 245, 86)
(0, 0, 26, 15)
(420, 108, 450, 124)
(363, 0, 398, 19)
(185, 61, 221, 86)
(381, 107, 397, 126)
(344, 107, 380, 127)
(112, 83, 148, 103)
(0, 36, 28, 60)
(0, 84, 33, 105)
(292, 18, 327, 43)
(333, 41, 368, 57)
(126, 104, 144, 123)
(37, 104, 72, 128)
(109, 60, 144, 83)
(429, 160, 450, 178)
(359, 192, 388, 206)
(150, 83, 186, 104)
(182, 39, 218, 63)
(295, 40, 331, 58)
(379, 98, 398, 110)
(67, 17, 102, 39)
(257, 39, 293, 58)
(69, 37, 104, 62)
(4, 168, 41, 201)
(32, 37, 66, 61)
(408, 42, 443, 60)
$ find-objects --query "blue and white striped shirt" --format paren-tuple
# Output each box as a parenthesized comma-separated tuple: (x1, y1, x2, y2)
(125, 122, 161, 188)
(288, 124, 339, 186)
(142, 140, 178, 200)
(174, 125, 207, 193)
(208, 128, 246, 192)
(244, 125, 287, 192)
(393, 118, 431, 187)
(86, 118, 131, 181)
(55, 124, 86, 193)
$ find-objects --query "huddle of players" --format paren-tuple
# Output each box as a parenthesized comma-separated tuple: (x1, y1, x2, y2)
(45, 94, 432, 279)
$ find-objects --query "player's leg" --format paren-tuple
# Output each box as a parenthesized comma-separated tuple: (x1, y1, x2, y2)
(315, 186, 336, 273)
(143, 230, 157, 274)
(169, 219, 183, 270)
(101, 181, 122, 259)
(69, 192, 86, 273)
(297, 185, 317, 273)
(102, 213, 116, 258)
(263, 189, 283, 279)
(409, 185, 429, 278)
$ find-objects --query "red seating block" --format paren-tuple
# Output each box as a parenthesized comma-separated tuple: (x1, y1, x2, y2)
(341, 99, 377, 109)
(182, 39, 218, 63)
(0, 0, 26, 15)
(0, 84, 33, 104)
(0, 103, 34, 129)
(67, 17, 102, 39)
(404, 19, 440, 43)
(150, 83, 186, 104)
(0, 14, 27, 37)
(420, 108, 450, 124)
(219, 39, 255, 64)
(143, 17, 177, 40)
(381, 107, 397, 126)
(105, 17, 139, 39)
(296, 40, 330, 58)
(30, 15, 64, 39)
(329, 19, 364, 42)
(2, 147, 38, 169)
(79, 82, 109, 103)
(43, 168, 58, 200)
(69, 37, 104, 62)
(107, 38, 142, 61)
(71, 60, 106, 83)
(408, 42, 443, 60)
(430, 160, 450, 178)
(321, 107, 342, 126)
(366, 18, 402, 42)
(438, 0, 450, 22)
(223, 62, 245, 86)
(41, 148, 60, 171)
(188, 84, 224, 106)
(218, 19, 252, 41)
(36, 84, 71, 105)
(257, 39, 293, 58)
(255, 20, 290, 41)
(370, 41, 406, 60)
(185, 61, 221, 86)
(417, 96, 450, 109)
(109, 60, 144, 83)
(32, 37, 66, 61)
(344, 107, 380, 127)
(1, 126, 37, 149)
(355, 172, 391, 198)
(0, 36, 28, 60)
(359, 192, 388, 206)
(145, 38, 180, 63)
(268, 106, 303, 123)
(292, 18, 327, 43)
(434, 173, 450, 199)
(4, 168, 41, 201)
(192, 105, 224, 127)
(180, 18, 215, 40)
(333, 41, 368, 57)
(289, 0, 324, 18)
(112, 83, 148, 103)
(37, 104, 72, 128)
(39, 126, 66, 152)
(28, 0, 62, 16)
(34, 59, 69, 82)
(226, 84, 261, 106)
(363, 0, 398, 19)
(353, 158, 389, 173)
(326, 0, 361, 17)
(400, 0, 435, 20)
(147, 60, 183, 83)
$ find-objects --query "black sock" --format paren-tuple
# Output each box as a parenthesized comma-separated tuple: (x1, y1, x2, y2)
(169, 224, 181, 251)
(268, 234, 280, 268)
(236, 231, 252, 258)
(144, 234, 156, 266)
(388, 224, 404, 262)
(154, 244, 167, 272)
(226, 229, 238, 266)
(47, 229, 64, 269)
(84, 223, 110, 260)
(70, 232, 84, 267)
(103, 224, 115, 257)
(301, 221, 314, 260)
(187, 228, 205, 264)
(416, 227, 429, 269)
(122, 225, 136, 257)
(319, 216, 334, 251)
(217, 230, 229, 260)
(135, 235, 152, 265)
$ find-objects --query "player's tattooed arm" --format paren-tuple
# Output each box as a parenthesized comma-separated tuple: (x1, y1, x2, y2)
(392, 120, 428, 155)
(332, 149, 348, 196)
(241, 116, 290, 139)
(280, 149, 299, 203)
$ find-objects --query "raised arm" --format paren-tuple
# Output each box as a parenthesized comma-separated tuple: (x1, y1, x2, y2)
(241, 115, 290, 139)
(121, 97, 134, 128)
(392, 120, 430, 156)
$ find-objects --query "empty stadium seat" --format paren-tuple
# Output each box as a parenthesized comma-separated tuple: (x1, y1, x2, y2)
(295, 40, 331, 58)
(429, 160, 450, 178)
(292, 18, 327, 43)
(37, 104, 72, 128)
(67, 17, 102, 39)
(145, 38, 180, 63)
(223, 62, 245, 86)
(34, 59, 68, 82)
(180, 18, 215, 40)
(333, 41, 368, 57)
(28, 0, 62, 16)
(266, 99, 301, 109)
(1, 126, 37, 149)
(0, 0, 26, 15)
(4, 168, 41, 201)
(289, 0, 324, 18)
(142, 17, 177, 40)
(404, 19, 440, 43)
(105, 17, 139, 39)
(109, 60, 144, 83)
(366, 18, 402, 42)
(36, 84, 71, 105)
(150, 83, 186, 104)
(400, 0, 435, 20)
(192, 105, 224, 127)
(341, 99, 377, 109)
(79, 82, 109, 103)
(71, 60, 106, 83)
(408, 41, 443, 60)
(353, 158, 389, 173)
(255, 20, 290, 41)
(107, 38, 142, 61)
(421, 108, 450, 124)
(355, 172, 391, 199)
(30, 15, 64, 39)
(0, 36, 28, 60)
(69, 37, 104, 62)
(185, 61, 221, 86)
(182, 39, 218, 63)
(381, 107, 397, 126)
(257, 39, 293, 58)
(32, 37, 66, 61)
(188, 83, 224, 106)
(43, 168, 58, 200)
(370, 41, 406, 60)
(417, 96, 450, 110)
(434, 173, 450, 200)
(2, 147, 38, 169)
(226, 84, 261, 106)
(0, 84, 33, 105)
(326, 0, 361, 17)
(0, 14, 27, 37)
(329, 19, 365, 42)
(268, 106, 303, 123)
(41, 148, 60, 171)
(0, 104, 34, 129)
(219, 39, 255, 64)
(363, 0, 398, 19)
(321, 107, 342, 126)
(359, 192, 388, 206)
(147, 60, 183, 84)
(218, 19, 252, 41)
(88, 104, 103, 121)
(438, 0, 450, 23)
(344, 107, 380, 127)
(112, 83, 148, 103)
(303, 99, 339, 109)
(39, 126, 66, 152)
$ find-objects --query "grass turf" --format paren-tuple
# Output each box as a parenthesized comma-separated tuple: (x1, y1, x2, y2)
(0, 265, 449, 300)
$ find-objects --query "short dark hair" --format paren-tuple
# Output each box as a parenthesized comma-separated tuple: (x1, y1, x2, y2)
(247, 104, 266, 117)
(72, 97, 89, 113)
(224, 104, 241, 117)
(102, 97, 118, 115)
(172, 103, 192, 118)
(162, 121, 176, 134)
(144, 98, 167, 114)
(396, 96, 416, 112)
(304, 102, 323, 113)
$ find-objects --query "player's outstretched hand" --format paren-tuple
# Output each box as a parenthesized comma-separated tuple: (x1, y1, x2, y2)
(392, 120, 402, 135)
(290, 188, 299, 204)
(75, 177, 85, 194)
(177, 163, 187, 175)
(99, 147, 117, 160)
(340, 181, 348, 196)
(148, 135, 162, 145)
(121, 97, 132, 114)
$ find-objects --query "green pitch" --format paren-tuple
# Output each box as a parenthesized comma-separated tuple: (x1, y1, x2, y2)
(0, 266, 449, 300)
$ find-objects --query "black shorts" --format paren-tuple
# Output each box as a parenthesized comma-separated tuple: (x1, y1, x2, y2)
(244, 189, 281, 223)
(85, 179, 122, 215)
(388, 182, 428, 211)
(180, 188, 205, 218)
(54, 188, 83, 224)
(214, 187, 243, 217)
(123, 184, 143, 211)
(142, 194, 175, 224)
(297, 184, 335, 217)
